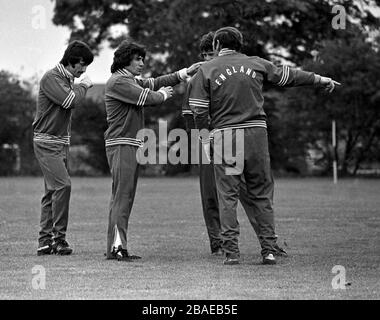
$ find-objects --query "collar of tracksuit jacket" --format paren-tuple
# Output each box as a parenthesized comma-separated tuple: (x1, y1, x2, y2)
(56, 63, 75, 86)
(218, 48, 237, 56)
(116, 68, 135, 79)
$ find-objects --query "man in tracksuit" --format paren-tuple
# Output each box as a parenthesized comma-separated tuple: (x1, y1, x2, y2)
(104, 40, 202, 261)
(183, 32, 287, 257)
(33, 41, 94, 256)
(188, 27, 340, 265)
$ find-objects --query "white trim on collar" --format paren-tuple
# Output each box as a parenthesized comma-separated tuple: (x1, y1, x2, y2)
(56, 63, 72, 79)
(116, 68, 134, 77)
(218, 49, 237, 56)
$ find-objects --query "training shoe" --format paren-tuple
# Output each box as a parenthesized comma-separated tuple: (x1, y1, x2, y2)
(37, 241, 52, 256)
(273, 244, 288, 257)
(52, 240, 73, 255)
(110, 246, 141, 262)
(211, 247, 224, 256)
(263, 253, 276, 265)
(223, 253, 240, 265)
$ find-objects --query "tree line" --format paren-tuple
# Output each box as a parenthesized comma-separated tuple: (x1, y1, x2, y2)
(1, 0, 379, 176)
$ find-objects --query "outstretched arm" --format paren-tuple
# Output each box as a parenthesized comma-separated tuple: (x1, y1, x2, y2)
(108, 77, 173, 106)
(261, 57, 341, 92)
(136, 62, 204, 90)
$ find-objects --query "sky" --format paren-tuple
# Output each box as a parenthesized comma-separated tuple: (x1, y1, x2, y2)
(0, 0, 113, 84)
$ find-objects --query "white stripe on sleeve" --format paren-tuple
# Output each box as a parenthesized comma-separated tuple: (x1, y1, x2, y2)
(62, 91, 75, 109)
(189, 98, 209, 108)
(137, 88, 150, 106)
(148, 78, 154, 90)
(278, 66, 290, 86)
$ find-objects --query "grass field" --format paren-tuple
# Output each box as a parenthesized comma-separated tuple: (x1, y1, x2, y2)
(0, 176, 379, 300)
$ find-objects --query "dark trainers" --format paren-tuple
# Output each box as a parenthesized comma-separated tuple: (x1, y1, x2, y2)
(110, 246, 141, 262)
(52, 240, 73, 255)
(273, 244, 288, 257)
(211, 247, 224, 256)
(263, 253, 276, 265)
(37, 241, 52, 256)
(223, 253, 240, 265)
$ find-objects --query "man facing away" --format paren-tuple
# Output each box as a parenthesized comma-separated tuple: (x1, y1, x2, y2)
(33, 41, 94, 256)
(188, 27, 340, 265)
(183, 31, 288, 258)
(104, 40, 202, 261)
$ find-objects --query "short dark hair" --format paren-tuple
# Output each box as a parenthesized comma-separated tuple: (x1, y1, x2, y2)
(213, 26, 243, 51)
(60, 40, 94, 66)
(110, 40, 146, 73)
(199, 31, 215, 52)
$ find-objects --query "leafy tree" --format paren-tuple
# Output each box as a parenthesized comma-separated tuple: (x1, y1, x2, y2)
(282, 27, 380, 175)
(71, 98, 109, 174)
(52, 0, 380, 66)
(0, 71, 38, 175)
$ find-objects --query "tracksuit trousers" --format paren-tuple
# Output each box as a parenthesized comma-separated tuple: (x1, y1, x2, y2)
(199, 142, 262, 253)
(199, 152, 222, 252)
(33, 142, 71, 245)
(213, 127, 277, 257)
(105, 144, 139, 259)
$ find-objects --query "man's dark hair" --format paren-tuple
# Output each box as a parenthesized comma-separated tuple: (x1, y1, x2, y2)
(199, 31, 215, 52)
(110, 40, 146, 73)
(213, 26, 243, 52)
(60, 40, 94, 66)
